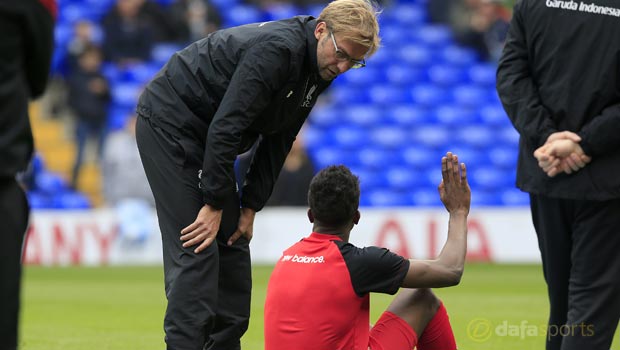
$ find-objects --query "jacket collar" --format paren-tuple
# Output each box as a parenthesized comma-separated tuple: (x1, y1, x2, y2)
(304, 17, 321, 79)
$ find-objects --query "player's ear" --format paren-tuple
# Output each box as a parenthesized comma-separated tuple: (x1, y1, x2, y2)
(314, 21, 326, 40)
(307, 209, 314, 223)
(353, 210, 360, 225)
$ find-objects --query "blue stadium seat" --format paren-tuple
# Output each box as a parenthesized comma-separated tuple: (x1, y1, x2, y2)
(356, 148, 399, 169)
(338, 66, 384, 86)
(440, 45, 478, 67)
(414, 25, 453, 47)
(501, 188, 530, 206)
(27, 191, 53, 209)
(35, 171, 68, 195)
(151, 43, 182, 66)
(309, 106, 341, 128)
(331, 126, 368, 150)
(380, 26, 414, 46)
(432, 105, 479, 126)
(410, 84, 450, 107)
(107, 105, 134, 131)
(210, 0, 242, 10)
(368, 85, 411, 105)
(410, 188, 442, 207)
(457, 125, 495, 148)
(398, 44, 434, 67)
(344, 104, 382, 127)
(479, 104, 510, 126)
(350, 167, 386, 193)
(425, 167, 442, 188)
(384, 65, 428, 86)
(488, 146, 518, 169)
(264, 3, 302, 21)
(400, 146, 440, 169)
(446, 146, 487, 168)
(221, 5, 265, 27)
(370, 126, 408, 149)
(427, 65, 468, 86)
(452, 85, 493, 108)
(366, 189, 412, 207)
(469, 167, 514, 191)
(54, 23, 73, 48)
(120, 63, 160, 84)
(111, 82, 143, 108)
(382, 4, 426, 27)
(499, 126, 520, 147)
(328, 85, 370, 106)
(386, 105, 432, 126)
(471, 190, 503, 206)
(54, 192, 91, 209)
(468, 63, 497, 87)
(411, 124, 449, 148)
(385, 167, 430, 190)
(367, 45, 392, 66)
(302, 125, 332, 149)
(310, 147, 355, 169)
(60, 4, 98, 23)
(101, 63, 121, 82)
(304, 4, 324, 17)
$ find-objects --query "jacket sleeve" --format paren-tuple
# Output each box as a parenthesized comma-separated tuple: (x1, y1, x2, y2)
(24, 0, 55, 98)
(201, 42, 292, 209)
(496, 0, 557, 148)
(578, 103, 620, 156)
(240, 114, 306, 211)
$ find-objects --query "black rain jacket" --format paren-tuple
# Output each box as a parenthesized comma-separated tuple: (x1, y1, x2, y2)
(137, 16, 330, 211)
(0, 0, 55, 179)
(497, 0, 620, 200)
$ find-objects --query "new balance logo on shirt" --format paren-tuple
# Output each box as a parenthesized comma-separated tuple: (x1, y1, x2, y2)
(281, 254, 325, 263)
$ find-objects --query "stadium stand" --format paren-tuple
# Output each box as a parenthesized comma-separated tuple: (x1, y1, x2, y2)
(32, 0, 527, 209)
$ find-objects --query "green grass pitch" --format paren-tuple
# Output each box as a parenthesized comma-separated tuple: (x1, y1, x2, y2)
(20, 264, 619, 349)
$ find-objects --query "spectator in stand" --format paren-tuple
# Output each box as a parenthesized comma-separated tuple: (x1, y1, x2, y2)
(430, 0, 510, 62)
(67, 45, 110, 189)
(169, 0, 222, 44)
(66, 20, 98, 71)
(102, 114, 154, 207)
(266, 136, 316, 206)
(102, 0, 154, 65)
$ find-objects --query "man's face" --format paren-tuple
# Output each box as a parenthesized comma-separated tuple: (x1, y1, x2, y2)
(314, 22, 368, 81)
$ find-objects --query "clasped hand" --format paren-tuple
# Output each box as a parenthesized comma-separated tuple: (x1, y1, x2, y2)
(533, 131, 591, 177)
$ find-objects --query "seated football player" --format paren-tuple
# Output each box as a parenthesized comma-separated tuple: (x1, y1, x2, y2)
(264, 152, 471, 350)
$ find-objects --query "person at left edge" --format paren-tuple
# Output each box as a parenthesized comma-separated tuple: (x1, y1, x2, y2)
(0, 1, 56, 349)
(135, 1, 381, 349)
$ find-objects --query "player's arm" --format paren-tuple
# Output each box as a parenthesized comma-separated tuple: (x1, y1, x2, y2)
(401, 152, 471, 288)
(181, 42, 291, 253)
(496, 0, 557, 148)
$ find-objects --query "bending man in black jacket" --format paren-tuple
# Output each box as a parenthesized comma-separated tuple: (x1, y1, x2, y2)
(135, 0, 380, 348)
(497, 1, 620, 349)
(0, 1, 55, 349)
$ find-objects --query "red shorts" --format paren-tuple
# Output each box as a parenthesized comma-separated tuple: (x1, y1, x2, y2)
(368, 311, 417, 350)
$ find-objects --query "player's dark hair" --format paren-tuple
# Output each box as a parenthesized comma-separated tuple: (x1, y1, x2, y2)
(308, 165, 360, 227)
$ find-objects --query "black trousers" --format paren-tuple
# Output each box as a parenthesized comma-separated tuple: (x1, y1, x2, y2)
(136, 116, 251, 350)
(0, 178, 29, 350)
(530, 194, 620, 350)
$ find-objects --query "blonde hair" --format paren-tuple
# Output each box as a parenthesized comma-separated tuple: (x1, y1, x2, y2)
(318, 0, 381, 57)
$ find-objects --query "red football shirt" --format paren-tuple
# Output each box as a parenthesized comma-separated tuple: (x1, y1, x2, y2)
(264, 232, 409, 350)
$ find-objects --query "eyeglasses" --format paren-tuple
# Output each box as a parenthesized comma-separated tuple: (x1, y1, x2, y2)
(329, 31, 366, 69)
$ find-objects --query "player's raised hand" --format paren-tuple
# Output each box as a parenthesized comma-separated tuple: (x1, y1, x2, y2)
(438, 152, 471, 215)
